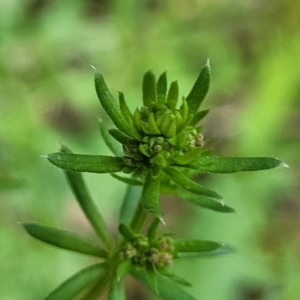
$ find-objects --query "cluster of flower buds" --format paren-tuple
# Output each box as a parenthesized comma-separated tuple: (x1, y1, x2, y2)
(119, 74, 207, 171)
(119, 226, 174, 269)
(148, 236, 174, 268)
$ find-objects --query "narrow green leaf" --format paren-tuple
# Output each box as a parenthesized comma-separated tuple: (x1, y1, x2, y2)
(180, 97, 189, 122)
(131, 266, 198, 300)
(163, 167, 222, 200)
(46, 153, 126, 174)
(58, 148, 112, 249)
(165, 119, 177, 138)
(186, 156, 288, 173)
(159, 268, 192, 287)
(108, 128, 132, 145)
(118, 223, 137, 242)
(108, 277, 126, 300)
(118, 93, 143, 140)
(166, 81, 179, 109)
(133, 108, 143, 132)
(176, 243, 234, 258)
(141, 171, 163, 221)
(148, 112, 161, 134)
(157, 71, 167, 104)
(119, 185, 142, 226)
(174, 239, 221, 253)
(22, 223, 106, 257)
(99, 121, 123, 157)
(158, 113, 171, 137)
(172, 148, 202, 165)
(78, 275, 109, 300)
(143, 71, 157, 108)
(116, 260, 131, 282)
(118, 92, 133, 122)
(93, 67, 134, 137)
(165, 187, 235, 213)
(186, 60, 211, 112)
(145, 266, 158, 295)
(122, 166, 136, 174)
(44, 263, 107, 300)
(65, 169, 112, 248)
(111, 174, 142, 185)
(190, 109, 210, 126)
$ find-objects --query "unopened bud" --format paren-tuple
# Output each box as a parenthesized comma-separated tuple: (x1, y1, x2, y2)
(153, 145, 163, 152)
(156, 137, 164, 144)
(150, 254, 159, 263)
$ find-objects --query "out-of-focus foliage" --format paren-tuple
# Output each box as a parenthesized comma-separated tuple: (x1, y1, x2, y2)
(0, 0, 299, 299)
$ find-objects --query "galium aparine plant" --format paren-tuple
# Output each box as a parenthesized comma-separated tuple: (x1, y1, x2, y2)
(22, 60, 287, 300)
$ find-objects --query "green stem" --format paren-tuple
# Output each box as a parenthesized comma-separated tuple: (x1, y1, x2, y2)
(130, 199, 148, 233)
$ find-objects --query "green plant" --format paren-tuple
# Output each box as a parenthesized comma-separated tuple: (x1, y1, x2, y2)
(22, 61, 287, 300)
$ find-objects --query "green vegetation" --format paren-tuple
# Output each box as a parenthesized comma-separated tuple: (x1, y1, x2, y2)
(1, 1, 299, 299)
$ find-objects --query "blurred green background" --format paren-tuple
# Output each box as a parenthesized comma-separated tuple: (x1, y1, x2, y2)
(0, 0, 299, 299)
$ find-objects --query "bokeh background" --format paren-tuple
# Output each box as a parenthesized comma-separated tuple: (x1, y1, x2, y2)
(0, 0, 300, 299)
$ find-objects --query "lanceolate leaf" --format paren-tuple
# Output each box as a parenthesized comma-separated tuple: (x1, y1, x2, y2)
(171, 148, 202, 165)
(166, 187, 235, 213)
(116, 260, 131, 281)
(46, 153, 126, 174)
(166, 81, 179, 109)
(145, 266, 158, 295)
(190, 109, 210, 126)
(163, 167, 222, 200)
(93, 68, 134, 137)
(108, 276, 126, 300)
(44, 263, 107, 300)
(22, 223, 106, 257)
(143, 71, 157, 108)
(186, 156, 287, 173)
(159, 268, 192, 287)
(63, 170, 112, 249)
(174, 239, 222, 253)
(59, 146, 113, 249)
(186, 60, 211, 112)
(141, 171, 163, 221)
(118, 223, 137, 242)
(131, 266, 198, 300)
(118, 92, 133, 122)
(176, 243, 234, 258)
(157, 71, 167, 104)
(109, 128, 132, 145)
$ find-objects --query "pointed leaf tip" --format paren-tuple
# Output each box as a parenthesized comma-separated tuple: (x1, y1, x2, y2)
(280, 161, 289, 168)
(160, 217, 166, 225)
(94, 68, 134, 137)
(164, 167, 222, 200)
(40, 154, 49, 159)
(186, 61, 211, 112)
(90, 64, 97, 71)
(205, 58, 210, 67)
